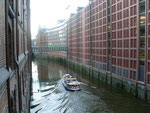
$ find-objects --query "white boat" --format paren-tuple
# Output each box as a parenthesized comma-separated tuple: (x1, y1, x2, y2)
(62, 74, 81, 91)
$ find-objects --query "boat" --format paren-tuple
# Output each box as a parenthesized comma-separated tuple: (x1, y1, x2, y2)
(62, 74, 81, 91)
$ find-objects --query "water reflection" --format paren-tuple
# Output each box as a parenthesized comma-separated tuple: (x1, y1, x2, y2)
(31, 59, 150, 113)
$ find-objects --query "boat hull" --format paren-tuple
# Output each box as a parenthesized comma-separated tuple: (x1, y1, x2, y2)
(62, 82, 81, 91)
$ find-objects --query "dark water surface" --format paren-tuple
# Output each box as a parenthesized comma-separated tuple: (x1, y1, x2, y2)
(30, 59, 150, 113)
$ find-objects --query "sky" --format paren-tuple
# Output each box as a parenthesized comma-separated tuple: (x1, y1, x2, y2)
(31, 0, 89, 39)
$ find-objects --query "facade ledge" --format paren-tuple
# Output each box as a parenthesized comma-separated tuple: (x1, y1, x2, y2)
(16, 53, 25, 65)
(8, 3, 15, 18)
(9, 69, 16, 80)
(25, 50, 29, 55)
(0, 66, 9, 89)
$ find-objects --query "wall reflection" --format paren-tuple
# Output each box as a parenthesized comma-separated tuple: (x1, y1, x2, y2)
(35, 59, 66, 88)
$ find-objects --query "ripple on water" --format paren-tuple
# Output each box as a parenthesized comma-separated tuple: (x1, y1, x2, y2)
(31, 60, 150, 113)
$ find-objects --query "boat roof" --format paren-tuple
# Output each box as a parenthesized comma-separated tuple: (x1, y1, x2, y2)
(63, 74, 71, 77)
(64, 78, 76, 80)
(68, 81, 80, 85)
(64, 74, 71, 76)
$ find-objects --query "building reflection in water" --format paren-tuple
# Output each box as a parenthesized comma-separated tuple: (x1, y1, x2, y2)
(36, 59, 66, 88)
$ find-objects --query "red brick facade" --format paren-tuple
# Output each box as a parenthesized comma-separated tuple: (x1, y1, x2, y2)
(67, 0, 150, 86)
(0, 0, 6, 67)
(36, 22, 67, 58)
(0, 0, 32, 113)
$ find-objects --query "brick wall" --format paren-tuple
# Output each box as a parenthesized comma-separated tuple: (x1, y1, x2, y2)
(0, 85, 8, 113)
(0, 0, 6, 67)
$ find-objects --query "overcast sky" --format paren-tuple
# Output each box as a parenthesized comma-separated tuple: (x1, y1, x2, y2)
(30, 0, 89, 39)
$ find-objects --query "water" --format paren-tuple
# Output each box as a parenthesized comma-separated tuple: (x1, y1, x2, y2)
(30, 59, 150, 113)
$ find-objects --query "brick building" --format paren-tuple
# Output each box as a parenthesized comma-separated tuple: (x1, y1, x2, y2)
(34, 0, 150, 102)
(0, 0, 32, 113)
(67, 0, 150, 101)
(36, 22, 67, 58)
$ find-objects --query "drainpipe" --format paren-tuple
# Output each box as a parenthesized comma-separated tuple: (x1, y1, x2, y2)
(89, 0, 93, 77)
(89, 0, 93, 67)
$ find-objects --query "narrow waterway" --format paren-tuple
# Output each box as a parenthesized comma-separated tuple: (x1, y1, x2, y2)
(30, 58, 150, 113)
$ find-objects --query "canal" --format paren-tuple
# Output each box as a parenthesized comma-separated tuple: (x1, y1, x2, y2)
(30, 58, 150, 113)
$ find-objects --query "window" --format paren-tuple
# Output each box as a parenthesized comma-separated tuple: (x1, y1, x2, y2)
(134, 39, 137, 47)
(7, 25, 14, 70)
(130, 71, 136, 80)
(118, 49, 122, 57)
(112, 49, 116, 56)
(108, 24, 111, 31)
(117, 30, 122, 38)
(139, 25, 145, 36)
(130, 28, 137, 37)
(139, 1, 145, 14)
(117, 58, 122, 66)
(118, 40, 122, 48)
(123, 0, 129, 8)
(123, 9, 129, 18)
(148, 62, 150, 72)
(103, 64, 106, 70)
(103, 26, 106, 32)
(112, 14, 116, 22)
(119, 68, 122, 76)
(130, 17, 137, 26)
(130, 0, 137, 5)
(148, 26, 150, 35)
(133, 71, 136, 80)
(111, 0, 116, 5)
(108, 32, 110, 39)
(130, 71, 133, 79)
(112, 32, 116, 39)
(117, 67, 122, 76)
(138, 65, 145, 82)
(103, 18, 106, 24)
(103, 10, 106, 16)
(123, 69, 128, 78)
(130, 6, 137, 16)
(148, 38, 150, 47)
(123, 59, 129, 68)
(117, 11, 122, 20)
(124, 29, 129, 38)
(133, 60, 136, 69)
(139, 61, 145, 66)
(107, 0, 110, 6)
(148, 75, 150, 84)
(124, 49, 129, 57)
(103, 2, 106, 9)
(112, 5, 116, 13)
(112, 66, 116, 74)
(124, 39, 129, 48)
(139, 38, 145, 48)
(124, 19, 129, 28)
(107, 60, 111, 71)
(149, 0, 150, 10)
(148, 51, 150, 60)
(112, 23, 116, 30)
(108, 16, 110, 23)
(112, 58, 116, 65)
(117, 21, 122, 29)
(140, 13, 146, 25)
(139, 49, 145, 59)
